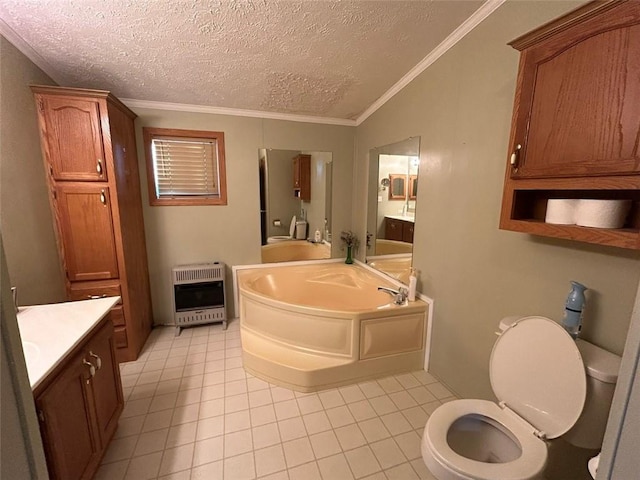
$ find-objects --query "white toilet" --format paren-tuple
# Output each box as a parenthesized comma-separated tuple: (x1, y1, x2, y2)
(421, 316, 621, 480)
(267, 216, 297, 244)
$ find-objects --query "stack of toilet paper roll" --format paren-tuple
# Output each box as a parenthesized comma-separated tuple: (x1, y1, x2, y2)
(545, 199, 631, 228)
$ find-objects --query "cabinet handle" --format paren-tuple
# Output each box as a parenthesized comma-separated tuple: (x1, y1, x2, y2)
(96, 159, 103, 175)
(83, 359, 96, 378)
(510, 144, 522, 168)
(100, 190, 107, 206)
(87, 294, 107, 299)
(89, 351, 102, 370)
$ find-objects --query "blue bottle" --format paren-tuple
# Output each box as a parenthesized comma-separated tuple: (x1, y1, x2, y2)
(562, 281, 587, 339)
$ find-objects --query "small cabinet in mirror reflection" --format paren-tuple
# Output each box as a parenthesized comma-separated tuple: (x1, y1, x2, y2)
(388, 174, 406, 200)
(409, 175, 418, 200)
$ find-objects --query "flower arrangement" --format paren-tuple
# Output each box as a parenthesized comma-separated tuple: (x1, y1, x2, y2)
(340, 231, 359, 264)
(340, 230, 359, 249)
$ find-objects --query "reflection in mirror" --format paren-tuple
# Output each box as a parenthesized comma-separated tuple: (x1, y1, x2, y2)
(258, 149, 333, 263)
(366, 137, 420, 285)
(409, 175, 418, 200)
(388, 174, 406, 200)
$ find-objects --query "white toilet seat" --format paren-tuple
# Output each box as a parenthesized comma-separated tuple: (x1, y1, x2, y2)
(423, 399, 547, 480)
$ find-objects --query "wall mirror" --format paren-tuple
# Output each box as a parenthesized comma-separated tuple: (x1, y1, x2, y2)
(366, 137, 420, 285)
(258, 149, 333, 263)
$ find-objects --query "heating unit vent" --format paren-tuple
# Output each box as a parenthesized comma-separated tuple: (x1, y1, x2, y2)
(173, 263, 224, 284)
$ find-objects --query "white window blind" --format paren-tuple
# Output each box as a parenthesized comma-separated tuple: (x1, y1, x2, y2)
(151, 137, 220, 198)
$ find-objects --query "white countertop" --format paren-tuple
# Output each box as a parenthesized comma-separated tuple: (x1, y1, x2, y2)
(385, 214, 415, 223)
(17, 297, 120, 390)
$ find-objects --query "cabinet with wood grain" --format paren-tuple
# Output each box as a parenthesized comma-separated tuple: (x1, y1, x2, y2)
(500, 0, 640, 249)
(35, 317, 123, 480)
(293, 154, 311, 201)
(32, 86, 153, 361)
(385, 217, 414, 244)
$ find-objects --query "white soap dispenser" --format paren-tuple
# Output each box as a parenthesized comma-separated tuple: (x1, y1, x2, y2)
(314, 229, 321, 243)
(408, 268, 417, 302)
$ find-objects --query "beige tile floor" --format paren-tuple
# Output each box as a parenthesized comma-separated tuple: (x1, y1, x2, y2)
(96, 320, 452, 480)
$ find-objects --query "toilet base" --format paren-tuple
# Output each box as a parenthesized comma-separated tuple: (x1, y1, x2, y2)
(423, 452, 544, 480)
(544, 438, 599, 480)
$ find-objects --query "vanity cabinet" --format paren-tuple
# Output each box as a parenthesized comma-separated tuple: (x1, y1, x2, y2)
(34, 316, 123, 480)
(293, 154, 311, 201)
(499, 0, 640, 249)
(32, 86, 153, 361)
(385, 217, 414, 243)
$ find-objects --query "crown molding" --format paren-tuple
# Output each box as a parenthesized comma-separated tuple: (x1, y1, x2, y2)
(355, 0, 507, 126)
(121, 98, 357, 127)
(0, 17, 62, 84)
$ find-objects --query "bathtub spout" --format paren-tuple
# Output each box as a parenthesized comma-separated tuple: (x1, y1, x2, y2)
(377, 286, 409, 305)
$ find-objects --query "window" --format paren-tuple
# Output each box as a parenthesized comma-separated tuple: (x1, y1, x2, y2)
(143, 127, 227, 206)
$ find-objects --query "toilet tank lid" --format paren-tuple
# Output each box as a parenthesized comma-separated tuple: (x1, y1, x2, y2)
(575, 339, 621, 383)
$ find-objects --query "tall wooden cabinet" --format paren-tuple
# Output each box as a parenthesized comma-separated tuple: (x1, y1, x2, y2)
(499, 0, 640, 249)
(32, 86, 153, 362)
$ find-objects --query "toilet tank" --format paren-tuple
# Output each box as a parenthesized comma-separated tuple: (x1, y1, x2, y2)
(564, 338, 621, 449)
(498, 316, 621, 449)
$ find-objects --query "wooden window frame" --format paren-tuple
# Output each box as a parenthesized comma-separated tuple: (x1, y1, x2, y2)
(143, 127, 227, 206)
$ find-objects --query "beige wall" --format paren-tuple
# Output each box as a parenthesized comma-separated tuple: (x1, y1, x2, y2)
(133, 110, 354, 324)
(0, 36, 65, 305)
(354, 1, 640, 400)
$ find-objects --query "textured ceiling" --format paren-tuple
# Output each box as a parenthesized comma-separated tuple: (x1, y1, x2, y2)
(0, 0, 485, 120)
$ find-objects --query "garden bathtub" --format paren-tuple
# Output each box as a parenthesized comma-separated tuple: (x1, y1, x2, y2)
(237, 262, 428, 391)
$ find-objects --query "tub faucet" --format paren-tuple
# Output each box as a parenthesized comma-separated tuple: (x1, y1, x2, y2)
(378, 286, 409, 305)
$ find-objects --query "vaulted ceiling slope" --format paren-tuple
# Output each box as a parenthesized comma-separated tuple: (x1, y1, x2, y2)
(0, 0, 489, 122)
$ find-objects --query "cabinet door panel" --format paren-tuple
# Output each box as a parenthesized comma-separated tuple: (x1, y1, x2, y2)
(88, 321, 124, 447)
(403, 222, 414, 243)
(41, 97, 107, 181)
(385, 219, 404, 241)
(36, 354, 99, 480)
(55, 184, 119, 281)
(511, 7, 640, 179)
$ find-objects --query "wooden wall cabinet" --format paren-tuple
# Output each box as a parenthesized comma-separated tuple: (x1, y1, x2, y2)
(32, 86, 153, 361)
(388, 174, 407, 200)
(385, 217, 414, 243)
(500, 0, 640, 249)
(293, 154, 311, 201)
(35, 317, 123, 480)
(409, 175, 418, 201)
